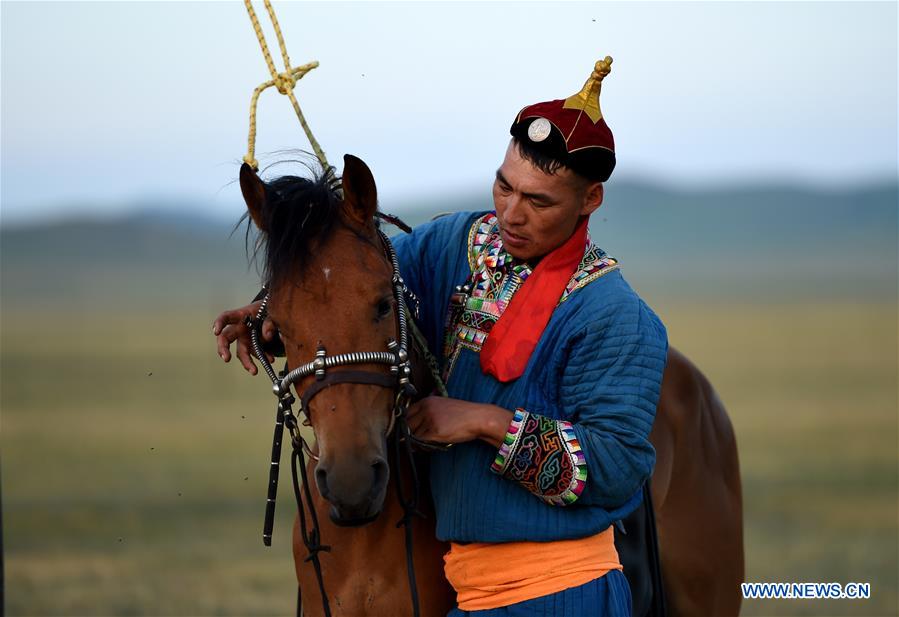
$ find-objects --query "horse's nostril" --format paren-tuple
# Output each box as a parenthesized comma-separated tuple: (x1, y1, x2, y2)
(315, 466, 330, 498)
(371, 458, 389, 494)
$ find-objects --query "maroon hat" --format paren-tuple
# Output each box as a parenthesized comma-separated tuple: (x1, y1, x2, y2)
(510, 57, 616, 182)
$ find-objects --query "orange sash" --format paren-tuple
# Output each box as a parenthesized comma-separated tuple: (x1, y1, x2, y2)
(443, 526, 622, 611)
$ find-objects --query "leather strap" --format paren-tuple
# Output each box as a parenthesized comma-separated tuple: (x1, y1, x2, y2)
(300, 370, 399, 414)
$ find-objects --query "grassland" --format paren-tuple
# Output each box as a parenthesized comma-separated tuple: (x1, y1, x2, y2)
(3, 298, 896, 616)
(1, 307, 299, 616)
(2, 186, 897, 615)
(658, 300, 898, 617)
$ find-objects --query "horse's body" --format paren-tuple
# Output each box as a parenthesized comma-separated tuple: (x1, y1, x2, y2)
(650, 347, 744, 616)
(235, 156, 743, 617)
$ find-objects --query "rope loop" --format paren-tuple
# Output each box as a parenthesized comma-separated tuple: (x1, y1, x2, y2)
(243, 0, 330, 171)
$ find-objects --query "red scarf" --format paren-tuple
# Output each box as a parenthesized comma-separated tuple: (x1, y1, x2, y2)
(480, 217, 589, 382)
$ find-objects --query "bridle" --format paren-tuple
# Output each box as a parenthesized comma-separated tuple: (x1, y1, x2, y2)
(244, 215, 443, 617)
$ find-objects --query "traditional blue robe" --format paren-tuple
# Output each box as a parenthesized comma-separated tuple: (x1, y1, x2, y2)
(392, 211, 668, 615)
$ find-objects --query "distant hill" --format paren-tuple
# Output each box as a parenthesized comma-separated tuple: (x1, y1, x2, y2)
(2, 181, 895, 313)
(1, 213, 258, 313)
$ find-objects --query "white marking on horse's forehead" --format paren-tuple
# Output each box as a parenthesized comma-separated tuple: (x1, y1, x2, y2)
(322, 266, 331, 282)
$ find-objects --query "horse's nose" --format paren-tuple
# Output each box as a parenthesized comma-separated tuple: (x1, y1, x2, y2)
(314, 456, 390, 508)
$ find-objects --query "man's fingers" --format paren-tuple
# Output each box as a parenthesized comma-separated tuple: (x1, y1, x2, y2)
(217, 326, 237, 362)
(216, 323, 245, 360)
(411, 422, 434, 442)
(405, 401, 421, 420)
(405, 404, 427, 434)
(212, 309, 245, 336)
(262, 318, 277, 342)
(213, 301, 262, 336)
(236, 338, 258, 375)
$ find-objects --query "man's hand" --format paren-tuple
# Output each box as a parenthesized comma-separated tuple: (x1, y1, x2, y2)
(212, 301, 277, 376)
(406, 397, 513, 449)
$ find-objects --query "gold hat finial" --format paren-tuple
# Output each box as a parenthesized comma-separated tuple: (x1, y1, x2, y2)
(562, 56, 613, 124)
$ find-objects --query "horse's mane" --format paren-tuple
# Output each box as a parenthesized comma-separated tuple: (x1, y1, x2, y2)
(240, 157, 344, 287)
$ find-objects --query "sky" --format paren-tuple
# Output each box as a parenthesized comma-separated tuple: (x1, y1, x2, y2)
(1, 0, 896, 224)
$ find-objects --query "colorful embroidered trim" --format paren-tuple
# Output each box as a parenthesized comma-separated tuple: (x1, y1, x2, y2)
(454, 214, 532, 352)
(491, 408, 528, 475)
(490, 409, 588, 506)
(559, 244, 619, 304)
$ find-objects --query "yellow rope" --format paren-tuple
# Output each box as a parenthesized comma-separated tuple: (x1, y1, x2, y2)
(243, 0, 329, 171)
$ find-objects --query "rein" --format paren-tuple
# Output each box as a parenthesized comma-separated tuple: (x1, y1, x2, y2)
(246, 217, 446, 617)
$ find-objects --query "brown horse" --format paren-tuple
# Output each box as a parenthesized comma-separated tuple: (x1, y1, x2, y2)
(236, 155, 455, 616)
(651, 348, 744, 616)
(227, 155, 743, 616)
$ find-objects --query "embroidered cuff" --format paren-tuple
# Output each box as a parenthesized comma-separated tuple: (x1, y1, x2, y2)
(490, 409, 588, 506)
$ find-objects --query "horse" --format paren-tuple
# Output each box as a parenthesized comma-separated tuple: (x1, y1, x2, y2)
(231, 154, 743, 616)
(237, 155, 455, 616)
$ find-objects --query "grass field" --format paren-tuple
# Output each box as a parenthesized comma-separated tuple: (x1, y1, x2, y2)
(2, 296, 897, 616)
(658, 300, 898, 617)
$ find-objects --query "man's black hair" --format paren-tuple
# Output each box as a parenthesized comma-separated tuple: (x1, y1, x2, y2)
(512, 137, 567, 175)
(512, 136, 611, 184)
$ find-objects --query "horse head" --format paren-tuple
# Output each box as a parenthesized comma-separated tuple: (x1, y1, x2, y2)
(239, 154, 402, 526)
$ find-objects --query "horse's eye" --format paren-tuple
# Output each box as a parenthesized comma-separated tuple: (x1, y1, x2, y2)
(376, 298, 393, 319)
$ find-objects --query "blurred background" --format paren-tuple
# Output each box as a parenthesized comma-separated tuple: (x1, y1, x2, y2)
(1, 1, 896, 615)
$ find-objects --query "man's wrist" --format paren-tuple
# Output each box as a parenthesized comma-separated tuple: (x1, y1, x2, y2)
(473, 404, 514, 449)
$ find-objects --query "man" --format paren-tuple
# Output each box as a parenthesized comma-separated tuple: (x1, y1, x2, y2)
(216, 58, 668, 616)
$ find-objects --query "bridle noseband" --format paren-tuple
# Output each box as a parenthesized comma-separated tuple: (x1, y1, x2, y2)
(245, 218, 439, 617)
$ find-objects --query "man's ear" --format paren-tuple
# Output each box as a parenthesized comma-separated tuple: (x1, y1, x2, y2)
(341, 154, 378, 230)
(580, 182, 604, 216)
(239, 163, 268, 232)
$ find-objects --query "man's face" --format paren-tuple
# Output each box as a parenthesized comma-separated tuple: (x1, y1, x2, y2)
(492, 140, 603, 262)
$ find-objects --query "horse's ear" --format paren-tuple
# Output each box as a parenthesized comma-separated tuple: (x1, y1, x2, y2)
(341, 154, 378, 229)
(239, 162, 268, 232)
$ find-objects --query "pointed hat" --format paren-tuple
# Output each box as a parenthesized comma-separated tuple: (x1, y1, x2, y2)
(510, 57, 616, 181)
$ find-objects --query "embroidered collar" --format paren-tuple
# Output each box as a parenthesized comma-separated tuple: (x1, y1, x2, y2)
(467, 212, 619, 307)
(471, 214, 531, 278)
(470, 212, 605, 278)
